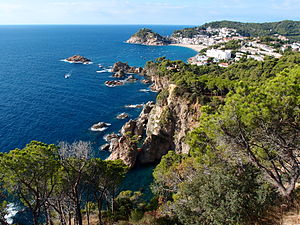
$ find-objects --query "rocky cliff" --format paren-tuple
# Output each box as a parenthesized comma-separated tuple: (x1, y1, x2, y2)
(126, 28, 171, 46)
(107, 71, 201, 168)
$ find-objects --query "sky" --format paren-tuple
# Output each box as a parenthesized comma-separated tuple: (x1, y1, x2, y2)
(0, 0, 300, 25)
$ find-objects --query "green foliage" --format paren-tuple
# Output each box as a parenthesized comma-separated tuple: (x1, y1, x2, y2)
(152, 151, 198, 200)
(111, 191, 147, 222)
(133, 28, 157, 39)
(152, 152, 276, 225)
(156, 89, 169, 105)
(0, 141, 60, 224)
(200, 20, 300, 41)
(172, 163, 276, 225)
(0, 141, 128, 225)
(172, 27, 207, 38)
(198, 66, 300, 197)
(159, 108, 172, 126)
(132, 28, 170, 43)
(222, 40, 242, 50)
(129, 209, 144, 222)
(145, 52, 300, 101)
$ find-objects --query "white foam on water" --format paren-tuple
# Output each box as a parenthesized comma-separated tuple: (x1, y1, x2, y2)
(4, 203, 18, 224)
(139, 89, 150, 92)
(91, 127, 108, 132)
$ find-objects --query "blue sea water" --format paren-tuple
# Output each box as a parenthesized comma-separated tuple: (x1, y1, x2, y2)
(0, 25, 196, 223)
(0, 25, 196, 154)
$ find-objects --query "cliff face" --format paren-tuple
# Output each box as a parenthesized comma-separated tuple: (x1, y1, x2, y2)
(107, 72, 201, 168)
(126, 28, 171, 46)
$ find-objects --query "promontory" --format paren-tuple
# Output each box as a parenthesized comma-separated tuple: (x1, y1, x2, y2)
(126, 28, 171, 46)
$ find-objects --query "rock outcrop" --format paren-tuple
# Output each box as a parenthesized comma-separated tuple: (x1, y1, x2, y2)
(112, 62, 145, 75)
(126, 28, 171, 46)
(65, 55, 92, 64)
(107, 71, 201, 168)
(91, 122, 111, 132)
(107, 102, 155, 167)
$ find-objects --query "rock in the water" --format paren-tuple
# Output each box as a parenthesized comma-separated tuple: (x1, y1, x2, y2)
(117, 113, 129, 120)
(112, 62, 144, 75)
(126, 28, 171, 46)
(141, 79, 151, 84)
(105, 80, 124, 87)
(125, 75, 138, 82)
(112, 62, 131, 73)
(91, 122, 111, 131)
(124, 104, 144, 108)
(100, 144, 110, 151)
(104, 133, 120, 142)
(65, 55, 92, 64)
(135, 67, 144, 74)
(113, 70, 126, 78)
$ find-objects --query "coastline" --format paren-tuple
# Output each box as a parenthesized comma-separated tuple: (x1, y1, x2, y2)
(170, 43, 206, 53)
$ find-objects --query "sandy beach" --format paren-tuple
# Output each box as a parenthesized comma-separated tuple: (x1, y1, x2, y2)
(170, 43, 206, 52)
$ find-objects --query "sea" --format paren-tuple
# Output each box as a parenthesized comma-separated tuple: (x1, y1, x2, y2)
(0, 25, 196, 223)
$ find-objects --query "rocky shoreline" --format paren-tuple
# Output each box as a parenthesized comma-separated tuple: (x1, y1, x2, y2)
(102, 64, 201, 168)
(104, 62, 148, 87)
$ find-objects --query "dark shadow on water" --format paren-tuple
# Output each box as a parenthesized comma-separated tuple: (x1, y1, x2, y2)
(119, 163, 157, 201)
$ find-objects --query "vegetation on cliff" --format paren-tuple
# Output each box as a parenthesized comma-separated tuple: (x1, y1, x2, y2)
(146, 52, 300, 101)
(142, 53, 300, 224)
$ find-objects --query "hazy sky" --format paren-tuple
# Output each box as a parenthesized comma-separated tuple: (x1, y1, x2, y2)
(0, 0, 299, 25)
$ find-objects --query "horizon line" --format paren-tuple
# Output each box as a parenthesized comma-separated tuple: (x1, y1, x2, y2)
(0, 19, 299, 26)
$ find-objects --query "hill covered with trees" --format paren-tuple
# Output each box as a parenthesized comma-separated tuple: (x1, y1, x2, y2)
(173, 20, 300, 41)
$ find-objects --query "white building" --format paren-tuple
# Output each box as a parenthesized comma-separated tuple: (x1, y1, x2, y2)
(206, 49, 232, 60)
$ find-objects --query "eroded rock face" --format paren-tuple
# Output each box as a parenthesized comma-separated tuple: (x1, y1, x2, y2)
(137, 84, 200, 164)
(108, 136, 139, 167)
(107, 102, 155, 167)
(126, 28, 171, 46)
(107, 78, 201, 168)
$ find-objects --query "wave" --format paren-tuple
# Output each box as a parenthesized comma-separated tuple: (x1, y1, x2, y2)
(91, 127, 108, 132)
(60, 59, 93, 65)
(90, 122, 111, 132)
(124, 104, 144, 108)
(139, 89, 150, 92)
(96, 69, 112, 73)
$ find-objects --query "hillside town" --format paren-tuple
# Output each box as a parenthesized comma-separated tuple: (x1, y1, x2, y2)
(171, 27, 300, 67)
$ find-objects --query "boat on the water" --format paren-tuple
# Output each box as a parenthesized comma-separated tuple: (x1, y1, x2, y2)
(64, 71, 72, 79)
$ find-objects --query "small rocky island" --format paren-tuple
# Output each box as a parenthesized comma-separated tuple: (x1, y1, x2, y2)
(126, 28, 171, 46)
(104, 62, 149, 87)
(64, 55, 92, 64)
(112, 61, 144, 74)
(90, 122, 111, 132)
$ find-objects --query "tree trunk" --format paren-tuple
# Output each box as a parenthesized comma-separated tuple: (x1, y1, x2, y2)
(68, 212, 72, 225)
(86, 203, 90, 225)
(32, 211, 39, 225)
(97, 199, 103, 225)
(75, 199, 82, 225)
(59, 203, 67, 225)
(45, 203, 54, 225)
